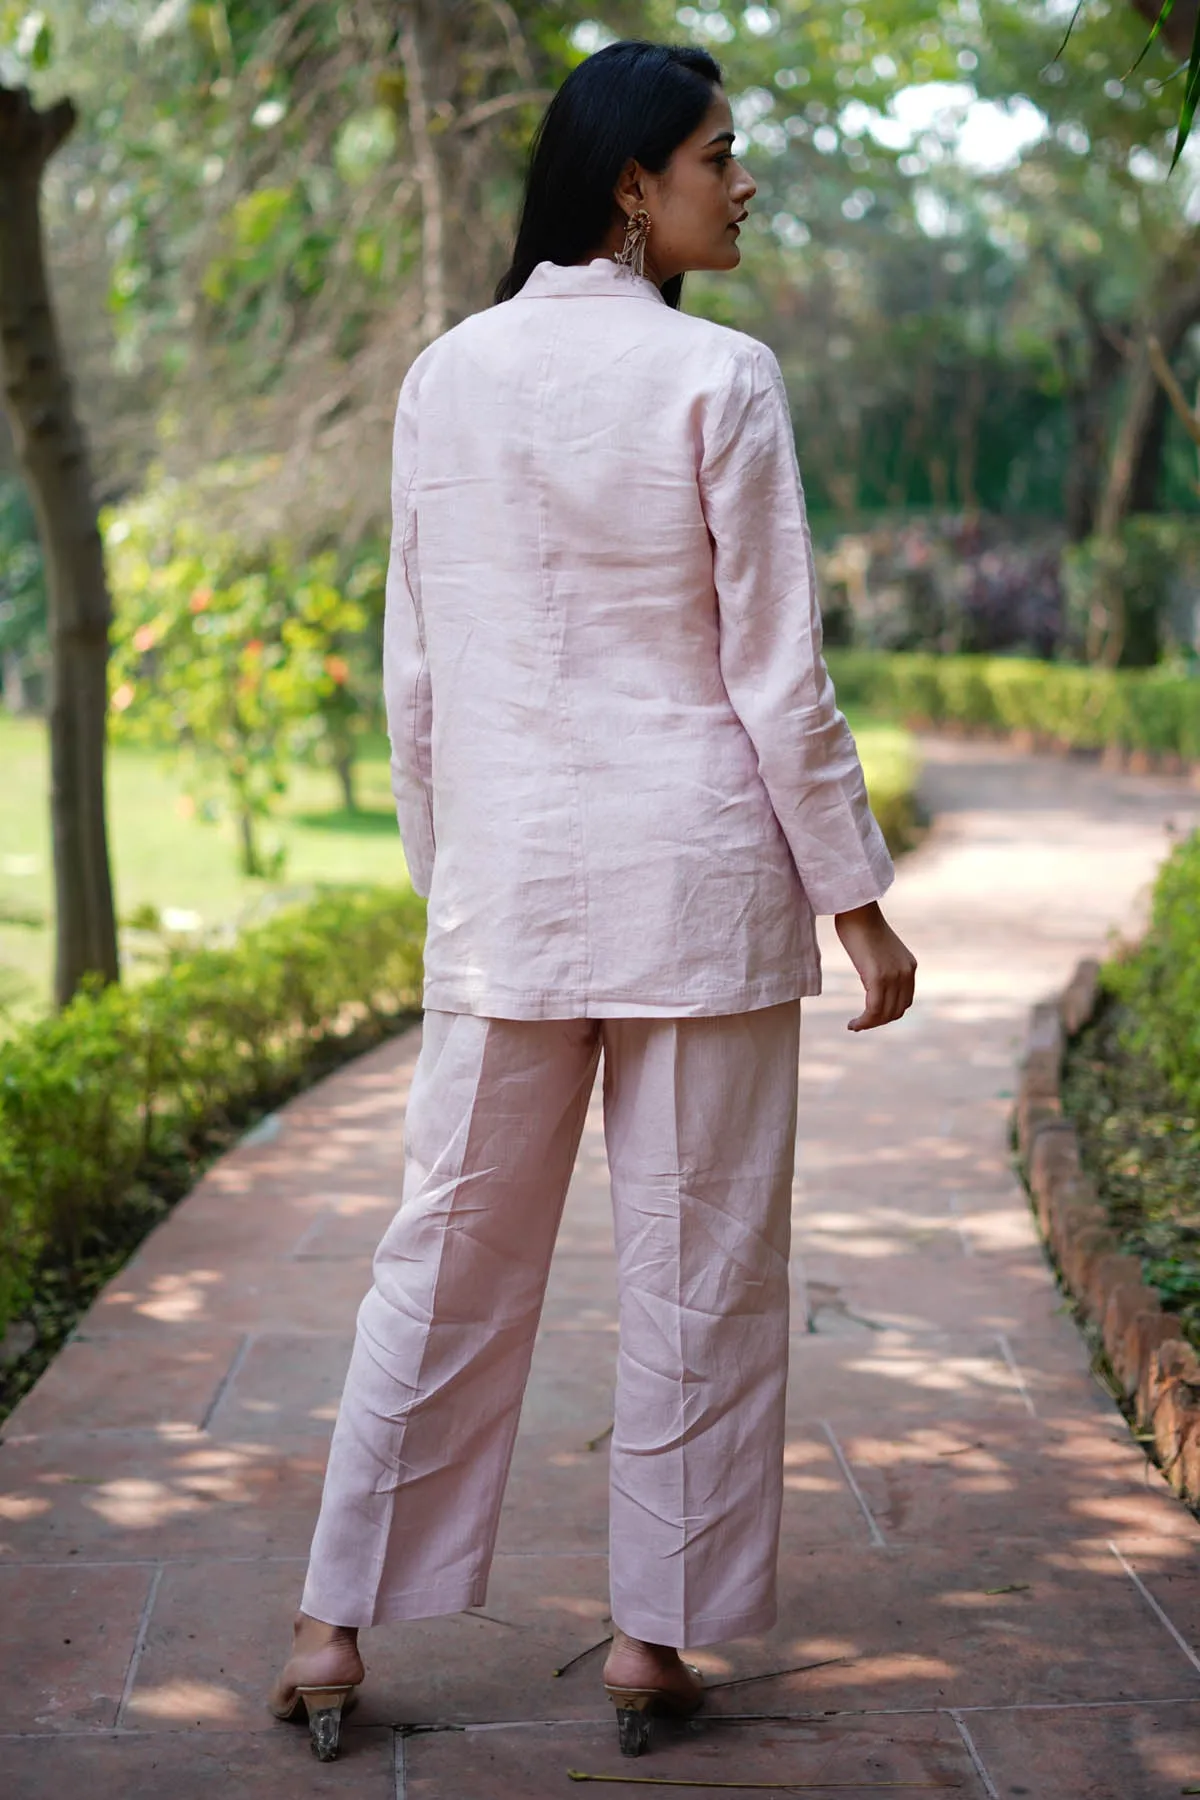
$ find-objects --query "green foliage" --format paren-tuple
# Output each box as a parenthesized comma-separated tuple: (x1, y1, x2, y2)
(828, 648, 1200, 758)
(199, 183, 339, 320)
(18, 0, 1200, 541)
(0, 883, 424, 1343)
(0, 477, 46, 697)
(815, 515, 1065, 655)
(104, 468, 386, 874)
(1106, 829, 1200, 1112)
(853, 721, 925, 855)
(1063, 518, 1200, 669)
(7, 6, 54, 69)
(1062, 996, 1200, 1354)
(1062, 824, 1200, 1349)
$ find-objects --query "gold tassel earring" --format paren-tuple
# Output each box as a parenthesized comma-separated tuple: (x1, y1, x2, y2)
(614, 207, 651, 279)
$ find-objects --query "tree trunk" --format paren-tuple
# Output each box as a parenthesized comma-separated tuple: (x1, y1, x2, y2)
(1095, 261, 1200, 539)
(400, 2, 448, 345)
(890, 356, 935, 508)
(1062, 323, 1123, 542)
(953, 363, 984, 512)
(0, 86, 118, 1006)
(1098, 354, 1164, 536)
(1130, 378, 1170, 512)
(237, 803, 261, 879)
(335, 743, 357, 813)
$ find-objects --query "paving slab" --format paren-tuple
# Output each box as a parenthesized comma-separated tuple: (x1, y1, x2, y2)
(202, 1331, 354, 1442)
(7, 1328, 246, 1437)
(3, 1728, 397, 1798)
(3, 739, 1200, 1796)
(0, 1430, 329, 1561)
(0, 1561, 155, 1730)
(696, 1540, 1197, 1713)
(961, 1700, 1200, 1799)
(402, 1712, 978, 1798)
(122, 1551, 617, 1732)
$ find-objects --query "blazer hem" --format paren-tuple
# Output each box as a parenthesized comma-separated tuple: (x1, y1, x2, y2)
(420, 970, 820, 1020)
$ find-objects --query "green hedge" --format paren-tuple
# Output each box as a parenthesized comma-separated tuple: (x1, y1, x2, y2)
(854, 723, 924, 856)
(1074, 833, 1200, 1346)
(1104, 831, 1200, 1114)
(828, 650, 1200, 760)
(0, 886, 425, 1345)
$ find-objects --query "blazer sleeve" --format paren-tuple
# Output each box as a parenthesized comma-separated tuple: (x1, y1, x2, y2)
(382, 361, 436, 899)
(699, 340, 894, 916)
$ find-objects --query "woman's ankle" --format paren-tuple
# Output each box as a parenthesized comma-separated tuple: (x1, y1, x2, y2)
(293, 1610, 360, 1650)
(606, 1627, 682, 1668)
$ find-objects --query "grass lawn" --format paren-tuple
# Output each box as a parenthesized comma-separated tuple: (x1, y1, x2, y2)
(0, 710, 916, 1015)
(0, 717, 408, 1015)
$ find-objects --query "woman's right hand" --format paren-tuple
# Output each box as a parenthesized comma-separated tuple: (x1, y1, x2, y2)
(833, 901, 917, 1032)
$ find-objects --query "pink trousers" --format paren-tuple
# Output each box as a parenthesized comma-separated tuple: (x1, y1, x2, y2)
(301, 1001, 802, 1646)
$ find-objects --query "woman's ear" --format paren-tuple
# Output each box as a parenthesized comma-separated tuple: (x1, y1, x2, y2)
(614, 157, 645, 218)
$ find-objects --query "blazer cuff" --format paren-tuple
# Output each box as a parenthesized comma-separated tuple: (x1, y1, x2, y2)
(799, 821, 895, 917)
(395, 803, 435, 899)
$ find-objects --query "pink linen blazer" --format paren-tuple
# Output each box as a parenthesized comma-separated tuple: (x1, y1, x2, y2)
(383, 256, 893, 1020)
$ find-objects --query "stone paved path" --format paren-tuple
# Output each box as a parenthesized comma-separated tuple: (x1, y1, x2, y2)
(4, 739, 1200, 1798)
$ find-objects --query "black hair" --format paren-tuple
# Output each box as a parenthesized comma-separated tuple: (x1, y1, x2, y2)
(494, 39, 723, 311)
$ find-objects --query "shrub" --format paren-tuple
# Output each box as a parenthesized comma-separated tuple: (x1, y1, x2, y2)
(104, 466, 388, 874)
(1105, 831, 1200, 1114)
(1083, 831, 1200, 1347)
(814, 515, 1067, 659)
(1063, 517, 1200, 670)
(817, 512, 1200, 667)
(855, 724, 924, 856)
(828, 650, 1200, 760)
(0, 885, 425, 1344)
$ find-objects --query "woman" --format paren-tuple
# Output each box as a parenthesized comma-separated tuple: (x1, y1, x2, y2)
(269, 38, 916, 1763)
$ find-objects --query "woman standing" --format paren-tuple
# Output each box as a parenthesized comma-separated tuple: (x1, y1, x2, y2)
(270, 38, 916, 1762)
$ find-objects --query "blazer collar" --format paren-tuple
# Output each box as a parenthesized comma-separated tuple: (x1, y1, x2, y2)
(518, 258, 667, 306)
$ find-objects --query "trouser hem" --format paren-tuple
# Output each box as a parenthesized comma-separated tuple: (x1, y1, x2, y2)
(610, 1594, 778, 1648)
(301, 1575, 487, 1629)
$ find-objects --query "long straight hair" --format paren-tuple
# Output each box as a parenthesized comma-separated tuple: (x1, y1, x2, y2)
(495, 40, 722, 311)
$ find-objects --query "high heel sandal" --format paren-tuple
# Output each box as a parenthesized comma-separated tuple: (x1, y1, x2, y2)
(270, 1683, 360, 1761)
(603, 1667, 704, 1758)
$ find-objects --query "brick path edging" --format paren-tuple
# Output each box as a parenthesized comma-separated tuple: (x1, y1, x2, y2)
(1016, 960, 1200, 1508)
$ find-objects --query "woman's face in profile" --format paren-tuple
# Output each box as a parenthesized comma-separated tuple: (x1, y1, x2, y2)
(639, 87, 757, 282)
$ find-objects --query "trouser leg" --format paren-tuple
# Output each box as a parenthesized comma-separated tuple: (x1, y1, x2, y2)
(603, 1001, 802, 1647)
(301, 1010, 600, 1627)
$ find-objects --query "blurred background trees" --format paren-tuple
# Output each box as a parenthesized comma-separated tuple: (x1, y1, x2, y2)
(5, 0, 1200, 1004)
(11, 1, 1200, 608)
(15, 0, 1191, 533)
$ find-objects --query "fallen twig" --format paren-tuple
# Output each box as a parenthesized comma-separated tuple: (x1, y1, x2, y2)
(553, 1634, 614, 1678)
(566, 1774, 960, 1790)
(704, 1657, 850, 1692)
(982, 1584, 1030, 1596)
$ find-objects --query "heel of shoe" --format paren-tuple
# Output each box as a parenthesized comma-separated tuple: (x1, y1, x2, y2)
(605, 1688, 654, 1758)
(297, 1685, 355, 1761)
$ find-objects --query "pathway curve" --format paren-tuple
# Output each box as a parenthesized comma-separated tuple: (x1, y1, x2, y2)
(4, 739, 1200, 1797)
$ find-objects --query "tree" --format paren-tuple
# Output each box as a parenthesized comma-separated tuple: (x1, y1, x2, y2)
(0, 83, 118, 1005)
(104, 466, 381, 875)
